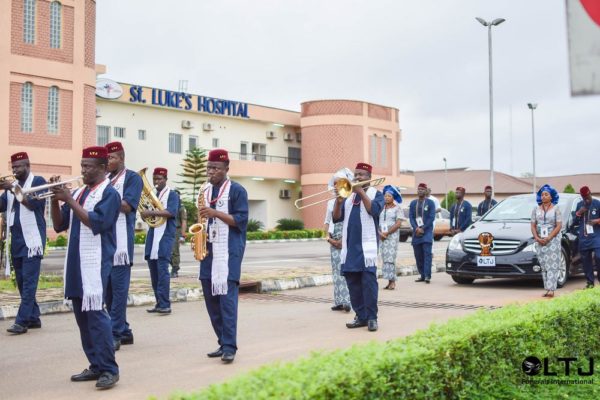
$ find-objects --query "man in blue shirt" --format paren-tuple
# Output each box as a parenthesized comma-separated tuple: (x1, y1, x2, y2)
(143, 167, 179, 314)
(449, 186, 473, 235)
(409, 183, 436, 283)
(477, 185, 498, 216)
(0, 152, 47, 335)
(574, 186, 600, 289)
(104, 142, 143, 350)
(200, 149, 248, 364)
(51, 146, 121, 390)
(333, 162, 384, 332)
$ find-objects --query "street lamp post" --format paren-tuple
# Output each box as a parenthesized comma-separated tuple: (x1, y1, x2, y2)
(476, 17, 506, 199)
(528, 103, 537, 193)
(443, 157, 448, 209)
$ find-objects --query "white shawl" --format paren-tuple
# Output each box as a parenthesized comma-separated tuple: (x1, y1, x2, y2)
(340, 187, 378, 268)
(108, 169, 129, 266)
(150, 186, 171, 260)
(5, 173, 44, 276)
(63, 178, 110, 311)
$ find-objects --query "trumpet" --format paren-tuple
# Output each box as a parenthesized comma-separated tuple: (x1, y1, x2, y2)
(14, 176, 82, 202)
(294, 172, 385, 210)
(0, 174, 16, 185)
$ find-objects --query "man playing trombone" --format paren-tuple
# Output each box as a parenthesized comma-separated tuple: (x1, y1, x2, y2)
(0, 152, 47, 335)
(332, 162, 384, 332)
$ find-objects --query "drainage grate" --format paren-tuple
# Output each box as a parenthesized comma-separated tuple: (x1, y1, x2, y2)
(240, 293, 500, 311)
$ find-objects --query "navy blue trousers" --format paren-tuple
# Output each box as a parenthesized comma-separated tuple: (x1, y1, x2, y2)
(344, 271, 378, 321)
(200, 279, 239, 353)
(148, 258, 171, 308)
(13, 256, 42, 327)
(580, 248, 600, 284)
(413, 242, 433, 279)
(105, 265, 132, 340)
(71, 297, 119, 375)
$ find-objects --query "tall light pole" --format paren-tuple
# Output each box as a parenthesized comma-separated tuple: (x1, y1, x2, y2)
(443, 157, 448, 209)
(476, 17, 506, 199)
(528, 103, 537, 193)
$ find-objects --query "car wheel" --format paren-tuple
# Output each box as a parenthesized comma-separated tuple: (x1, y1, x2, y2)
(434, 235, 443, 241)
(399, 234, 408, 242)
(557, 248, 569, 288)
(451, 276, 475, 285)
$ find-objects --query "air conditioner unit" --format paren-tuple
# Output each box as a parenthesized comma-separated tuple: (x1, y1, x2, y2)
(202, 123, 214, 131)
(279, 189, 291, 199)
(266, 131, 276, 139)
(283, 132, 293, 141)
(181, 120, 193, 129)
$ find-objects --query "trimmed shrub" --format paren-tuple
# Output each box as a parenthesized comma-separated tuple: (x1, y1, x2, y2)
(170, 289, 600, 399)
(134, 232, 146, 244)
(275, 218, 304, 231)
(54, 235, 67, 247)
(247, 219, 264, 232)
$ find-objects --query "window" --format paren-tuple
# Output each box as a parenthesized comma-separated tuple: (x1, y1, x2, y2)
(288, 147, 301, 165)
(251, 143, 266, 161)
(189, 135, 198, 150)
(369, 135, 378, 166)
(240, 142, 248, 160)
(113, 127, 125, 138)
(21, 82, 33, 132)
(212, 138, 219, 148)
(23, 0, 36, 44)
(169, 133, 182, 153)
(138, 129, 146, 140)
(96, 126, 110, 146)
(381, 135, 388, 167)
(47, 86, 59, 133)
(50, 1, 61, 48)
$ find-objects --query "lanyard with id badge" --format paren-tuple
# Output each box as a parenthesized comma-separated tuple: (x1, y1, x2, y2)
(584, 206, 596, 235)
(538, 206, 555, 238)
(206, 180, 230, 243)
(416, 201, 424, 227)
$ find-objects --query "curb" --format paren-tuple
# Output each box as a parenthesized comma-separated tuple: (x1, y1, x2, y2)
(0, 264, 444, 320)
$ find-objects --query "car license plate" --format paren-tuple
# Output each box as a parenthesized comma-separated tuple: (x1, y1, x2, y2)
(477, 256, 496, 267)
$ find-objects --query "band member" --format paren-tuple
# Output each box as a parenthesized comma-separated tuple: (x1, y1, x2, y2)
(477, 185, 497, 216)
(449, 186, 472, 235)
(200, 149, 248, 364)
(333, 162, 384, 332)
(574, 186, 600, 289)
(51, 146, 121, 389)
(409, 183, 436, 283)
(104, 142, 143, 350)
(143, 167, 179, 314)
(0, 152, 47, 334)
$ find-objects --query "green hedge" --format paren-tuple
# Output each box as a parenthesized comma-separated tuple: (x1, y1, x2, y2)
(170, 289, 600, 399)
(246, 230, 325, 241)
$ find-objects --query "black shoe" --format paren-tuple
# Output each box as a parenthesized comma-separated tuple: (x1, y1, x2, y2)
(331, 304, 344, 311)
(346, 319, 368, 329)
(343, 304, 352, 312)
(415, 277, 425, 282)
(221, 352, 235, 363)
(7, 323, 27, 334)
(368, 320, 378, 332)
(95, 372, 119, 390)
(146, 307, 158, 313)
(113, 339, 121, 351)
(207, 348, 224, 358)
(586, 282, 595, 289)
(170, 271, 179, 278)
(425, 279, 431, 284)
(156, 307, 172, 314)
(120, 335, 134, 345)
(71, 368, 101, 382)
(28, 321, 42, 329)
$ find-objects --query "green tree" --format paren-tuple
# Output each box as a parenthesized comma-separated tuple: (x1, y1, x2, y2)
(564, 184, 576, 194)
(176, 147, 207, 201)
(440, 190, 456, 210)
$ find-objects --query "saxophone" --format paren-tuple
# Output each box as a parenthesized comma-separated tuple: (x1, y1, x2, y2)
(136, 168, 167, 228)
(188, 182, 209, 261)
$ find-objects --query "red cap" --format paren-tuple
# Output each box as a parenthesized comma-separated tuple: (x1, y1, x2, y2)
(153, 167, 168, 177)
(355, 163, 372, 173)
(418, 183, 428, 189)
(484, 185, 492, 191)
(105, 141, 124, 154)
(456, 186, 466, 192)
(208, 149, 229, 162)
(82, 146, 108, 159)
(10, 152, 29, 162)
(580, 186, 591, 197)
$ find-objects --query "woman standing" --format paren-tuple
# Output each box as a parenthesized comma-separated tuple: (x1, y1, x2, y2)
(530, 184, 563, 297)
(379, 186, 404, 290)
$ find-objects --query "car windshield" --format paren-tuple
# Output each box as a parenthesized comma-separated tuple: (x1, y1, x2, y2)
(482, 195, 571, 221)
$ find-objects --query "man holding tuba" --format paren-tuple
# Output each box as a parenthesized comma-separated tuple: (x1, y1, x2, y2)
(332, 162, 384, 332)
(1, 152, 47, 335)
(143, 167, 179, 314)
(104, 142, 143, 350)
(199, 149, 248, 364)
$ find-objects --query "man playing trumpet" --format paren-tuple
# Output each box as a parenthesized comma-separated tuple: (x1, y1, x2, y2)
(0, 152, 47, 335)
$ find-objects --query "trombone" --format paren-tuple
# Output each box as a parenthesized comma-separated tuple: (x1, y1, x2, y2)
(13, 176, 82, 202)
(294, 175, 386, 210)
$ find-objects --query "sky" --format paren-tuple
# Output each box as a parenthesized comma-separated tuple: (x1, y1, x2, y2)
(96, 0, 600, 178)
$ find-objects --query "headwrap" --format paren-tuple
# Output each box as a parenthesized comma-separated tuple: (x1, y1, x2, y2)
(355, 163, 372, 173)
(382, 185, 403, 204)
(208, 149, 229, 162)
(11, 152, 28, 162)
(82, 146, 108, 159)
(105, 141, 124, 153)
(536, 184, 559, 205)
(417, 183, 428, 189)
(153, 167, 168, 177)
(580, 186, 591, 197)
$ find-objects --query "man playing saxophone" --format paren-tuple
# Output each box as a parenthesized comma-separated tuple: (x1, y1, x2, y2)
(199, 149, 248, 364)
(142, 167, 179, 314)
(0, 152, 47, 335)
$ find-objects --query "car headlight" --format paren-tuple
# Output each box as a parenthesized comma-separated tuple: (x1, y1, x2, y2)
(448, 233, 462, 251)
(523, 242, 537, 253)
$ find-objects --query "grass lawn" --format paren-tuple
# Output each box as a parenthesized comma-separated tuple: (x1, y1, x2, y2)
(0, 275, 63, 292)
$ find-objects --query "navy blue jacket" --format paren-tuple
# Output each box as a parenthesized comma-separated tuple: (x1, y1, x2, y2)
(409, 198, 435, 244)
(450, 200, 473, 232)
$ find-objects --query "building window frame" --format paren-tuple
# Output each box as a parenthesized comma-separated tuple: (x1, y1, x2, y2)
(211, 138, 219, 148)
(47, 86, 59, 134)
(21, 82, 33, 133)
(189, 135, 198, 151)
(169, 133, 182, 154)
(97, 125, 110, 146)
(50, 1, 61, 48)
(381, 135, 388, 167)
(23, 0, 36, 44)
(369, 134, 378, 166)
(113, 127, 126, 139)
(138, 129, 146, 140)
